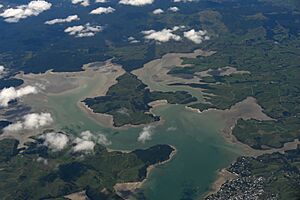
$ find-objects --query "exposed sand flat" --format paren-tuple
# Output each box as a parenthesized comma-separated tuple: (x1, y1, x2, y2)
(187, 97, 300, 156)
(197, 97, 300, 198)
(64, 191, 88, 200)
(132, 49, 215, 96)
(17, 61, 124, 96)
(113, 145, 177, 200)
(186, 97, 298, 156)
(78, 101, 115, 129)
(2, 61, 125, 144)
(196, 66, 250, 77)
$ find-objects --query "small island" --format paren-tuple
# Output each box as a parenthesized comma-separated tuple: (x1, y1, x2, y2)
(83, 73, 197, 127)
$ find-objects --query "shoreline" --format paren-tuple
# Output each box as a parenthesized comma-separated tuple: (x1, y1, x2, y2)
(113, 145, 177, 199)
(204, 138, 300, 199)
(185, 97, 300, 198)
(76, 99, 169, 130)
(203, 168, 237, 198)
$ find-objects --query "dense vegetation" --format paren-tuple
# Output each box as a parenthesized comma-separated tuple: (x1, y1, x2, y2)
(0, 137, 174, 200)
(0, 138, 19, 162)
(84, 73, 196, 127)
(167, 5, 300, 149)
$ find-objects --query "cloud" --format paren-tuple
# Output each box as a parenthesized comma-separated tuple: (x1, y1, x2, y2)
(95, 0, 108, 2)
(119, 0, 154, 6)
(0, 65, 5, 73)
(0, 86, 38, 107)
(153, 8, 164, 15)
(0, 65, 6, 77)
(0, 4, 3, 9)
(73, 130, 111, 152)
(184, 29, 210, 44)
(174, 0, 196, 2)
(45, 15, 80, 25)
(72, 0, 90, 7)
(138, 125, 155, 143)
(0, 0, 52, 23)
(73, 140, 95, 152)
(64, 23, 103, 37)
(90, 6, 115, 15)
(168, 6, 179, 12)
(36, 157, 48, 165)
(40, 132, 69, 151)
(142, 27, 182, 42)
(128, 36, 140, 43)
(3, 112, 53, 132)
(3, 122, 23, 132)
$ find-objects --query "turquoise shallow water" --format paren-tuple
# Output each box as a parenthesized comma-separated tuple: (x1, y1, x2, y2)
(47, 86, 241, 199)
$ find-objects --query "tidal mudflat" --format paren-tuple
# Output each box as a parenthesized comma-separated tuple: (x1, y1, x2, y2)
(16, 56, 244, 199)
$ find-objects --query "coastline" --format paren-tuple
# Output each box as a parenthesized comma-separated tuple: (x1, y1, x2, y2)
(203, 169, 237, 198)
(113, 145, 177, 199)
(76, 99, 168, 130)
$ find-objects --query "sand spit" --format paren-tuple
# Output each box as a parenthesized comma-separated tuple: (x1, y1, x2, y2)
(113, 145, 177, 200)
(64, 191, 88, 200)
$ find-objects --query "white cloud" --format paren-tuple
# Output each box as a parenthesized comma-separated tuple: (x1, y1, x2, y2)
(174, 0, 196, 2)
(142, 27, 181, 42)
(73, 139, 95, 152)
(138, 125, 155, 143)
(0, 4, 3, 9)
(3, 112, 53, 132)
(64, 23, 103, 37)
(23, 113, 53, 129)
(168, 6, 179, 12)
(3, 122, 23, 132)
(45, 15, 80, 25)
(73, 130, 111, 152)
(72, 0, 90, 7)
(90, 6, 115, 15)
(97, 133, 111, 146)
(119, 0, 154, 6)
(95, 0, 108, 2)
(0, 86, 38, 107)
(128, 36, 140, 43)
(0, 1, 52, 23)
(152, 8, 164, 15)
(36, 157, 48, 165)
(0, 65, 5, 73)
(40, 132, 69, 151)
(0, 65, 6, 77)
(184, 29, 210, 44)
